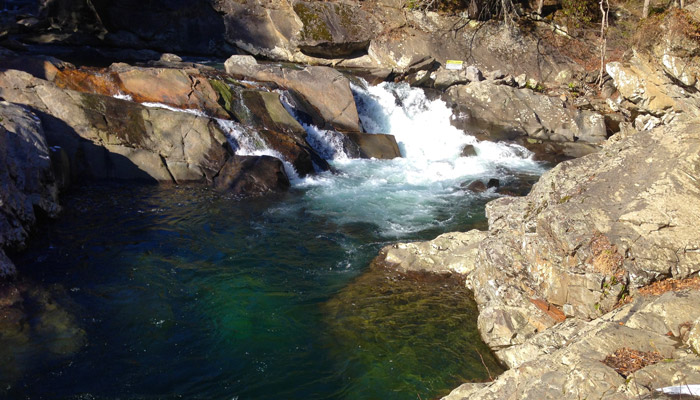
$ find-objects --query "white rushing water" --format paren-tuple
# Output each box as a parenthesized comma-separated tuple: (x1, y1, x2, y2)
(281, 81, 545, 237)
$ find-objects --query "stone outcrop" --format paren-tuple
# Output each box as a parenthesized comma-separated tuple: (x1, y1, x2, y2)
(446, 80, 607, 143)
(0, 102, 60, 277)
(225, 56, 362, 132)
(443, 291, 700, 400)
(0, 69, 231, 184)
(210, 83, 328, 176)
(472, 119, 700, 348)
(379, 230, 487, 275)
(53, 64, 229, 119)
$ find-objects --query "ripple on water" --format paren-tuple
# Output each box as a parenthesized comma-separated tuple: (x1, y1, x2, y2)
(323, 264, 504, 400)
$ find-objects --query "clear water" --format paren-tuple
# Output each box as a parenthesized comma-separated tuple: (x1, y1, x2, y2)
(4, 82, 544, 399)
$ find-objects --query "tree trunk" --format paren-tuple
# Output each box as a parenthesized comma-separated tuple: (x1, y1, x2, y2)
(642, 0, 651, 18)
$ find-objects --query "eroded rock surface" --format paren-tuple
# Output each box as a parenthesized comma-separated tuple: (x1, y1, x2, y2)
(225, 56, 362, 132)
(0, 102, 59, 277)
(442, 291, 700, 400)
(0, 69, 232, 184)
(446, 81, 607, 143)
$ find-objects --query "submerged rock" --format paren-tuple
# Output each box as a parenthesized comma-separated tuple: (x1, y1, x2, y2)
(0, 279, 86, 388)
(214, 155, 290, 196)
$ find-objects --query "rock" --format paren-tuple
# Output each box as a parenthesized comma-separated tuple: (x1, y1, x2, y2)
(0, 102, 60, 277)
(0, 69, 231, 184)
(0, 55, 67, 81)
(379, 230, 487, 275)
(53, 64, 228, 118)
(159, 53, 182, 63)
(215, 86, 325, 176)
(446, 81, 607, 143)
(634, 114, 662, 131)
(485, 69, 505, 80)
(433, 67, 470, 91)
(461, 144, 477, 157)
(224, 59, 362, 133)
(515, 73, 528, 88)
(442, 291, 700, 400)
(689, 320, 700, 355)
(473, 119, 700, 349)
(486, 178, 500, 189)
(465, 65, 483, 82)
(464, 180, 487, 193)
(606, 54, 700, 118)
(293, 1, 379, 58)
(343, 132, 401, 159)
(214, 155, 290, 196)
(525, 78, 539, 89)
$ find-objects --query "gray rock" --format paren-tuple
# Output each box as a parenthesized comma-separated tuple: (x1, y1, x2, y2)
(442, 292, 700, 400)
(461, 144, 477, 157)
(380, 230, 487, 275)
(485, 69, 505, 80)
(0, 69, 231, 184)
(214, 155, 290, 196)
(225, 58, 362, 133)
(446, 81, 607, 143)
(515, 73, 528, 88)
(465, 65, 483, 82)
(159, 53, 182, 63)
(0, 102, 60, 277)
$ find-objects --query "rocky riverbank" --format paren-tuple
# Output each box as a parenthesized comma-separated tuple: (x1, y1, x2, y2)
(374, 4, 700, 398)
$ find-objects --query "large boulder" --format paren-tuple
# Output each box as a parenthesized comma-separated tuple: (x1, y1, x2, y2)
(442, 291, 700, 400)
(446, 81, 607, 143)
(0, 69, 231, 184)
(293, 1, 379, 58)
(224, 57, 362, 132)
(343, 132, 401, 159)
(53, 64, 228, 119)
(210, 82, 327, 176)
(378, 230, 487, 275)
(0, 102, 60, 277)
(214, 155, 290, 196)
(468, 119, 700, 353)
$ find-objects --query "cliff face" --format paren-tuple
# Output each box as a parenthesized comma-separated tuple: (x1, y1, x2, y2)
(32, 0, 575, 81)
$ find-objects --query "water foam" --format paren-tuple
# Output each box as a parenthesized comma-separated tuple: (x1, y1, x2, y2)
(287, 80, 544, 237)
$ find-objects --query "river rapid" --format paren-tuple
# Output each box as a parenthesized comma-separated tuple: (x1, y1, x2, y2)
(7, 81, 544, 399)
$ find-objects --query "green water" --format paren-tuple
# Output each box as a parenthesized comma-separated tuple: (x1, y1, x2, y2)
(6, 181, 507, 400)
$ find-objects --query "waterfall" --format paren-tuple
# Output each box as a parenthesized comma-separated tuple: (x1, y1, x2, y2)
(214, 119, 301, 182)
